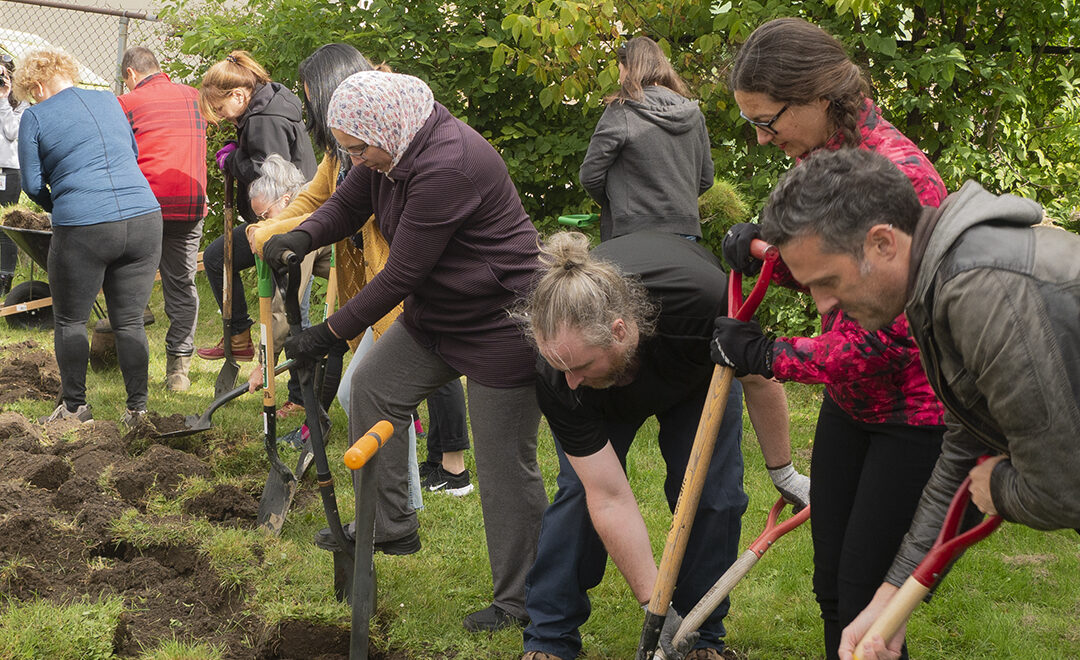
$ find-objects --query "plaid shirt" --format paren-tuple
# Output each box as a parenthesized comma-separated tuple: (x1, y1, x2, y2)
(118, 73, 207, 222)
(770, 99, 947, 426)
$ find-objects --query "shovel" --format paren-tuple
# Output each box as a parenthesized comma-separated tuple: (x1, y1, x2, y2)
(215, 171, 240, 397)
(635, 238, 779, 660)
(157, 359, 294, 439)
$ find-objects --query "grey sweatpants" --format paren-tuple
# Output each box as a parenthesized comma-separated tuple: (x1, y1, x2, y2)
(159, 219, 203, 356)
(348, 321, 547, 618)
(49, 212, 162, 411)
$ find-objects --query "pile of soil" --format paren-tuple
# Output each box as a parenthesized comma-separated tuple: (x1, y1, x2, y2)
(0, 343, 368, 658)
(1, 207, 51, 231)
(0, 340, 61, 405)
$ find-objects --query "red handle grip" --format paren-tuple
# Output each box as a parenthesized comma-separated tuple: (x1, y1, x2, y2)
(728, 238, 779, 322)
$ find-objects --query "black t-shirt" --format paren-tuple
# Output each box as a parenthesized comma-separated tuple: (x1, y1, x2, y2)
(537, 231, 730, 456)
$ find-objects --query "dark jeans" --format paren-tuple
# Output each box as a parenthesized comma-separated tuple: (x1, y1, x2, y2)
(423, 378, 470, 462)
(49, 212, 162, 411)
(811, 395, 944, 660)
(202, 225, 255, 336)
(0, 168, 19, 276)
(523, 381, 747, 659)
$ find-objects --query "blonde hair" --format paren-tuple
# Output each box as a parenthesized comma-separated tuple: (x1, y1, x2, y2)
(518, 231, 656, 347)
(198, 50, 271, 124)
(12, 48, 80, 103)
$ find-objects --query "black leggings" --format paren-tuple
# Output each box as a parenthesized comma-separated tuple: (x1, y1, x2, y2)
(49, 212, 163, 411)
(810, 395, 944, 660)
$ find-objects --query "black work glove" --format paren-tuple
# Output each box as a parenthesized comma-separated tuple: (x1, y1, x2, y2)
(722, 222, 763, 275)
(284, 321, 338, 364)
(658, 607, 700, 660)
(710, 317, 774, 378)
(263, 230, 312, 279)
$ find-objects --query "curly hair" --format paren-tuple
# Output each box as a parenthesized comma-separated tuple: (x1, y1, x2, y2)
(197, 50, 271, 124)
(729, 18, 869, 147)
(516, 231, 656, 348)
(12, 48, 80, 103)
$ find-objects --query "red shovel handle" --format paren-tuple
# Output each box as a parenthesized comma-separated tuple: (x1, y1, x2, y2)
(748, 496, 812, 557)
(728, 238, 779, 322)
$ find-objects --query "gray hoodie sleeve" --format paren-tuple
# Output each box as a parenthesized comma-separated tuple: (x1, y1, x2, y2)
(697, 113, 714, 196)
(579, 104, 627, 205)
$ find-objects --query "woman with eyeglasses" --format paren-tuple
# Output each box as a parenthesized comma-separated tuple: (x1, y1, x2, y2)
(715, 17, 950, 660)
(579, 35, 713, 242)
(194, 50, 317, 363)
(262, 70, 547, 633)
(0, 53, 28, 296)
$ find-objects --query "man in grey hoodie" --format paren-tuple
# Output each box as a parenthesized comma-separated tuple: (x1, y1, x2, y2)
(748, 148, 1080, 660)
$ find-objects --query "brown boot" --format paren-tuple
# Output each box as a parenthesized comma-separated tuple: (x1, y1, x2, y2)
(196, 329, 255, 361)
(165, 354, 191, 392)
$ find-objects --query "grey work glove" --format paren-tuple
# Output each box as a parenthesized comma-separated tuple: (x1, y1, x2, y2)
(768, 462, 810, 512)
(658, 607, 700, 660)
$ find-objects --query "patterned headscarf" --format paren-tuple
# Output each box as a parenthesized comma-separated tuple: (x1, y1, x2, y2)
(327, 71, 435, 173)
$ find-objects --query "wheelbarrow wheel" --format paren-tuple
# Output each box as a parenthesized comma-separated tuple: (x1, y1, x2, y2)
(4, 280, 53, 330)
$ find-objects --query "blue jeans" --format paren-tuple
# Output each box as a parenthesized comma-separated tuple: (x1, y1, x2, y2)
(523, 380, 747, 658)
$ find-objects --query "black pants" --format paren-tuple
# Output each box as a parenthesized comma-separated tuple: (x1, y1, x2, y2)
(0, 168, 19, 276)
(811, 395, 944, 660)
(49, 212, 163, 411)
(423, 378, 470, 461)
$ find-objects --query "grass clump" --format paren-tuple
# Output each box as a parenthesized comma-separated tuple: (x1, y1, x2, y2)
(0, 595, 125, 660)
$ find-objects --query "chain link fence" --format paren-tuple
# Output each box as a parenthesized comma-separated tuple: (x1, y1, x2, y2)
(1, 0, 172, 94)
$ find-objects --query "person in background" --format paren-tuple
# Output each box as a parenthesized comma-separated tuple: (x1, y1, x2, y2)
(579, 35, 712, 242)
(0, 53, 28, 297)
(14, 48, 161, 425)
(118, 46, 207, 392)
(196, 50, 317, 363)
(520, 231, 746, 660)
(714, 18, 950, 660)
(263, 70, 547, 632)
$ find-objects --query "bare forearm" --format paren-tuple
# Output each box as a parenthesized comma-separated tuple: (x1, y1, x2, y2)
(587, 492, 658, 604)
(740, 375, 792, 467)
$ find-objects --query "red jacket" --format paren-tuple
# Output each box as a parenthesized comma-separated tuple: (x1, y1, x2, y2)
(118, 72, 207, 222)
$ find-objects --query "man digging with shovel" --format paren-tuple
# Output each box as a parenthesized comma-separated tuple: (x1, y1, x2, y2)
(518, 230, 751, 660)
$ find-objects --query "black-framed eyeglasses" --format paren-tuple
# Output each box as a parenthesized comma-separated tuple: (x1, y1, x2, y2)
(338, 142, 370, 162)
(739, 103, 790, 135)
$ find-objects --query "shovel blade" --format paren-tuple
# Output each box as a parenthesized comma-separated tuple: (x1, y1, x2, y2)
(257, 465, 299, 535)
(155, 414, 210, 439)
(214, 360, 240, 398)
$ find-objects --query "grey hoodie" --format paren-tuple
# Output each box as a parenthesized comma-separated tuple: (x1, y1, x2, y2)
(886, 180, 1080, 586)
(579, 86, 713, 241)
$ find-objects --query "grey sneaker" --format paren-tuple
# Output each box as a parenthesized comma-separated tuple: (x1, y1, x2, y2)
(121, 409, 148, 430)
(40, 403, 93, 424)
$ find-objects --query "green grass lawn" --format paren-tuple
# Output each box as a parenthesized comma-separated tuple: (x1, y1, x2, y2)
(1, 258, 1078, 659)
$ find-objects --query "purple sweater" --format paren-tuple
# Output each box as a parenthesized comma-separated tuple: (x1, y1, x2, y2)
(298, 103, 539, 388)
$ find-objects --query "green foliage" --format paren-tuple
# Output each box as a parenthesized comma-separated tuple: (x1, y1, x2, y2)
(0, 595, 125, 660)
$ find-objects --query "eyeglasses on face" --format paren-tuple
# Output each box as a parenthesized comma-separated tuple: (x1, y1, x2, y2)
(253, 194, 288, 221)
(739, 103, 790, 135)
(338, 142, 370, 161)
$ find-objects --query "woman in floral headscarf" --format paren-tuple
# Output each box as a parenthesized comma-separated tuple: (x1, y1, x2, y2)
(263, 71, 547, 633)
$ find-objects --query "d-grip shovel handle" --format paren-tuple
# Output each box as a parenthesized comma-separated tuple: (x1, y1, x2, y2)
(636, 238, 779, 660)
(853, 457, 1003, 660)
(345, 420, 394, 470)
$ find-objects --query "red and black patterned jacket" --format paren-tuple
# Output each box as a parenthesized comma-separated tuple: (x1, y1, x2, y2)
(770, 99, 947, 426)
(118, 72, 207, 222)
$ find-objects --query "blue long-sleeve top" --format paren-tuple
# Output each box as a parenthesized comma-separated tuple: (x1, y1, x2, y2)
(18, 86, 159, 226)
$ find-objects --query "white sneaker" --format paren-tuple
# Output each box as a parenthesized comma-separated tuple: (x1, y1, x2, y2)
(39, 403, 93, 424)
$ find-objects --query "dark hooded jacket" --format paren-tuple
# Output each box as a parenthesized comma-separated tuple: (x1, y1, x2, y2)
(579, 85, 713, 241)
(226, 82, 317, 222)
(885, 180, 1080, 586)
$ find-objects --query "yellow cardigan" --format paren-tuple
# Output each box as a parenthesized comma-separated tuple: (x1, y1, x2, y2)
(250, 154, 400, 349)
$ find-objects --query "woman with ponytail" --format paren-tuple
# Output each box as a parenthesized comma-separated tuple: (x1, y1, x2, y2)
(716, 17, 950, 660)
(195, 50, 316, 362)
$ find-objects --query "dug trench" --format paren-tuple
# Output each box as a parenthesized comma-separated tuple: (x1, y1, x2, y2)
(0, 340, 402, 659)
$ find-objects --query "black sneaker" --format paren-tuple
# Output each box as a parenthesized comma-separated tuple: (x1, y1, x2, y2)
(418, 460, 440, 482)
(463, 604, 528, 632)
(313, 523, 421, 556)
(424, 466, 474, 496)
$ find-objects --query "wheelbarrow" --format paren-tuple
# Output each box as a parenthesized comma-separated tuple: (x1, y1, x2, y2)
(0, 225, 64, 329)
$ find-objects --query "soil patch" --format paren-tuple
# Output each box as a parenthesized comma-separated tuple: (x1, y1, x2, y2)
(1, 206, 51, 230)
(0, 343, 61, 405)
(183, 483, 259, 523)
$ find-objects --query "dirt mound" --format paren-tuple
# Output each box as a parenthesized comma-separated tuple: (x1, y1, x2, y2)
(1, 206, 51, 230)
(183, 483, 259, 523)
(0, 411, 45, 451)
(0, 346, 61, 405)
(112, 444, 211, 507)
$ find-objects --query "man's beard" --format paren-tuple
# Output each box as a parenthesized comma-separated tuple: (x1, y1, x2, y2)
(587, 345, 639, 389)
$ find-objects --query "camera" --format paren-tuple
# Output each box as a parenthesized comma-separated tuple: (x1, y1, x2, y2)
(0, 70, 8, 87)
